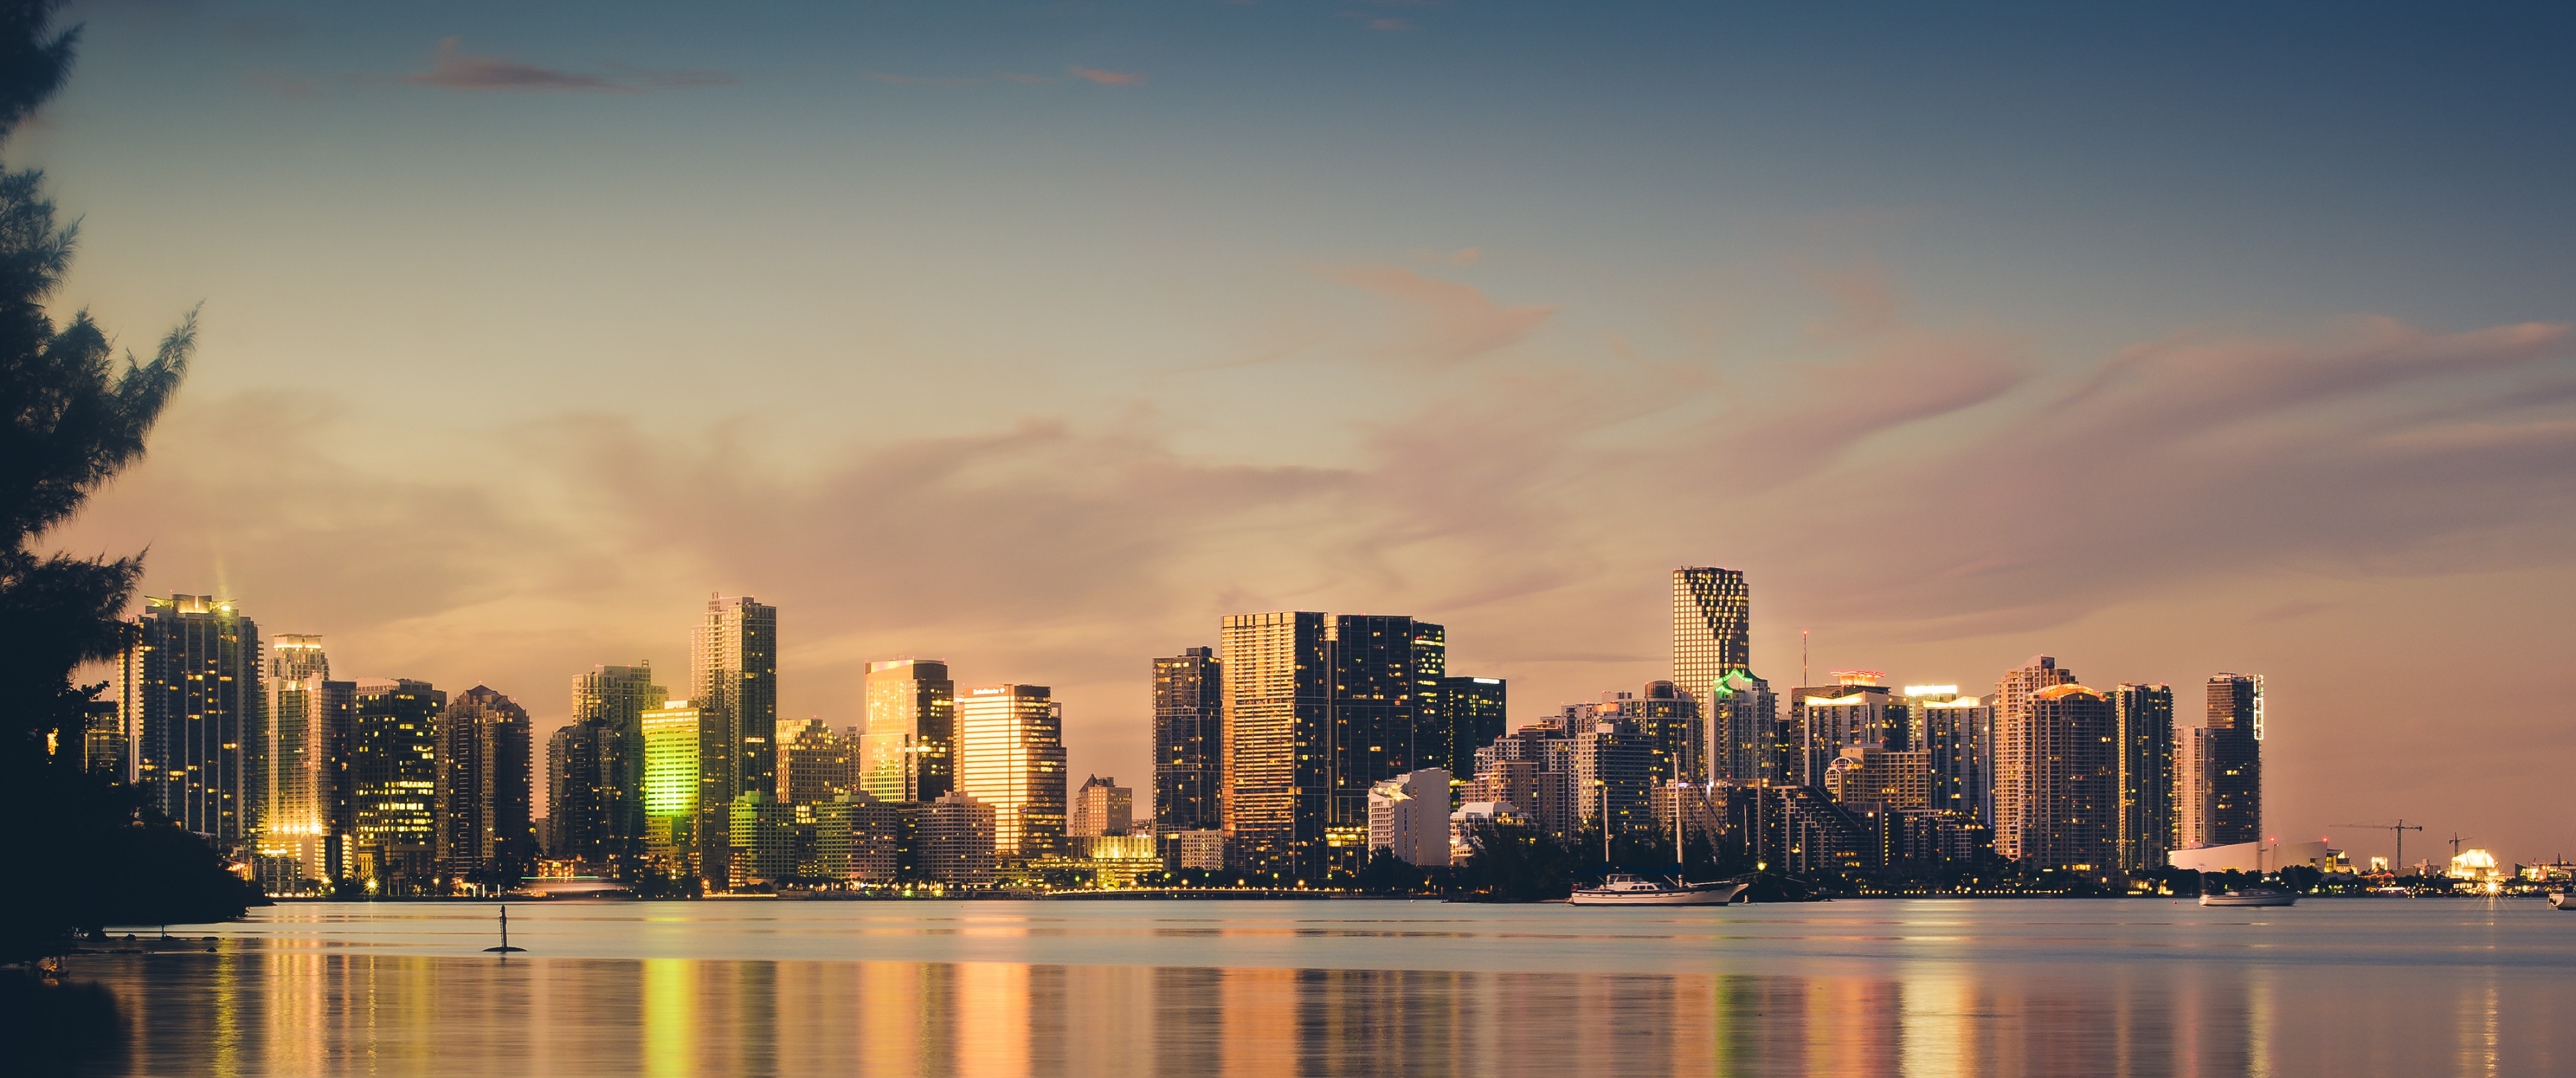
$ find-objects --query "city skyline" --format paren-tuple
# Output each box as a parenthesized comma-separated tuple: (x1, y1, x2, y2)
(34, 3, 2576, 867)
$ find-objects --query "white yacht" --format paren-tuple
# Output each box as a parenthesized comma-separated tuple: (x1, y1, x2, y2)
(2199, 885, 2297, 908)
(1568, 874, 1746, 907)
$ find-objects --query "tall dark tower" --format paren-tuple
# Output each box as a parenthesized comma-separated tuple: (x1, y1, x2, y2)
(2111, 683, 2175, 875)
(1152, 647, 1222, 857)
(119, 594, 264, 845)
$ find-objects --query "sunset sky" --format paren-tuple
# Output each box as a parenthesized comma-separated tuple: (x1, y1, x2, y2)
(26, 2, 2576, 861)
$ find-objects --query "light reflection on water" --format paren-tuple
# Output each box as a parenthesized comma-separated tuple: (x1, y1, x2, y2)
(61, 899, 2576, 1076)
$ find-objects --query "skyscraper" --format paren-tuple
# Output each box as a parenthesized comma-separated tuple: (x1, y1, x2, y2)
(691, 595, 779, 803)
(1434, 676, 1507, 780)
(778, 718, 858, 806)
(642, 698, 704, 875)
(2110, 683, 2175, 875)
(348, 678, 444, 893)
(1707, 670, 1783, 785)
(1152, 647, 1222, 852)
(547, 722, 600, 865)
(571, 663, 664, 867)
(1907, 687, 1993, 826)
(954, 683, 1068, 859)
(434, 686, 535, 884)
(1792, 671, 1906, 785)
(1993, 677, 2116, 878)
(1220, 612, 1450, 881)
(861, 659, 955, 803)
(261, 634, 347, 889)
(2178, 674, 2263, 850)
(1221, 612, 1331, 880)
(118, 594, 265, 844)
(1672, 564, 1751, 734)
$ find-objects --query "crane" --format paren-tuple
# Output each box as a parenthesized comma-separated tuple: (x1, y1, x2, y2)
(2333, 819, 2425, 876)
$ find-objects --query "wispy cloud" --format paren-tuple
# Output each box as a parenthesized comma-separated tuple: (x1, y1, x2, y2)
(404, 39, 735, 94)
(1324, 265, 1555, 365)
(1069, 67, 1144, 86)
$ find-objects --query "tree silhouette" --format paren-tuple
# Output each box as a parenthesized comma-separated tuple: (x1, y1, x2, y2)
(0, 0, 249, 961)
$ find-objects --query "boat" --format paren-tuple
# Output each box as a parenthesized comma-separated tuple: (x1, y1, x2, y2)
(1569, 873, 1748, 906)
(2199, 886, 2297, 908)
(2550, 891, 2575, 910)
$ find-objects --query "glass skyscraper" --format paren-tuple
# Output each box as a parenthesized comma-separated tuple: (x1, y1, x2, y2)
(1152, 647, 1222, 856)
(2111, 683, 2175, 874)
(261, 634, 348, 889)
(348, 678, 444, 894)
(691, 595, 779, 804)
(1671, 567, 1752, 783)
(568, 662, 665, 868)
(434, 685, 536, 883)
(861, 659, 955, 803)
(954, 683, 1068, 859)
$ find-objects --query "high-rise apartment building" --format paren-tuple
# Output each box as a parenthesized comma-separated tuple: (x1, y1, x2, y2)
(1069, 774, 1133, 838)
(260, 635, 348, 889)
(569, 663, 664, 867)
(2110, 683, 2175, 875)
(1671, 566, 1751, 701)
(2178, 674, 2263, 850)
(861, 659, 955, 803)
(691, 595, 779, 804)
(778, 718, 858, 806)
(547, 722, 599, 865)
(434, 686, 535, 883)
(1219, 612, 1452, 881)
(1793, 672, 1907, 785)
(642, 698, 704, 875)
(348, 678, 445, 893)
(955, 683, 1069, 859)
(917, 791, 997, 886)
(1707, 671, 1782, 785)
(1907, 687, 1992, 826)
(1993, 678, 2116, 878)
(118, 594, 265, 844)
(1152, 648, 1222, 852)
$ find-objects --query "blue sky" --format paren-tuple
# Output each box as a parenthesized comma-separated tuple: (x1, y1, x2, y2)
(28, 1, 2576, 859)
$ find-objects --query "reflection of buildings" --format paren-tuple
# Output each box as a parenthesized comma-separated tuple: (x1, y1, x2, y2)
(120, 594, 266, 845)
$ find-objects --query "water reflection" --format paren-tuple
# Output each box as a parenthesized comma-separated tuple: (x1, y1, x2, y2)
(52, 943, 2572, 1077)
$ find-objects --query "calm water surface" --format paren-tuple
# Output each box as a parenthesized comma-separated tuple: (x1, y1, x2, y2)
(61, 898, 2575, 1076)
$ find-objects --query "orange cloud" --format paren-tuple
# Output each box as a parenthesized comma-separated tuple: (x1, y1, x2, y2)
(1070, 67, 1144, 86)
(1324, 265, 1556, 365)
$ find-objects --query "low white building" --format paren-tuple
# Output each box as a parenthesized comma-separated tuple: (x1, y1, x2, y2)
(2169, 838, 2331, 874)
(1367, 768, 1452, 867)
(1449, 800, 1525, 862)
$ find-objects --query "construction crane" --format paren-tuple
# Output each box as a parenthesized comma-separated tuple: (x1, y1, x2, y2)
(2333, 819, 2425, 875)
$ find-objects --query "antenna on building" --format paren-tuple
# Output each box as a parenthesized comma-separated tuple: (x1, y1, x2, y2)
(1801, 629, 1809, 689)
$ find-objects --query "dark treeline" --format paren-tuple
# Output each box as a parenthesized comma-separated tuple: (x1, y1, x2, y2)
(0, 0, 258, 963)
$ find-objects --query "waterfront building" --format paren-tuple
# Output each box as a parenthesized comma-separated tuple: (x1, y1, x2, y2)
(434, 686, 536, 886)
(1793, 672, 1907, 785)
(546, 722, 599, 868)
(1069, 774, 1133, 838)
(118, 594, 265, 845)
(1993, 680, 2116, 878)
(955, 683, 1068, 859)
(1707, 671, 1784, 785)
(347, 678, 444, 894)
(569, 663, 664, 868)
(2110, 683, 2175, 876)
(691, 594, 779, 806)
(779, 718, 859, 806)
(2177, 674, 2264, 850)
(861, 659, 955, 803)
(917, 791, 997, 886)
(1598, 682, 1699, 785)
(1152, 648, 1222, 859)
(1434, 676, 1508, 780)
(1059, 835, 1164, 887)
(1823, 746, 1933, 811)
(811, 791, 903, 882)
(642, 698, 704, 876)
(1671, 567, 1752, 722)
(1464, 724, 1581, 841)
(1367, 767, 1453, 868)
(260, 635, 349, 889)
(726, 791, 798, 887)
(1173, 829, 1227, 871)
(1218, 612, 1448, 882)
(1907, 687, 1993, 826)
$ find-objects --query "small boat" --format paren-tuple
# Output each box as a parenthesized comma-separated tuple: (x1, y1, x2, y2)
(2200, 886, 2297, 908)
(1569, 873, 1746, 906)
(2549, 891, 2575, 910)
